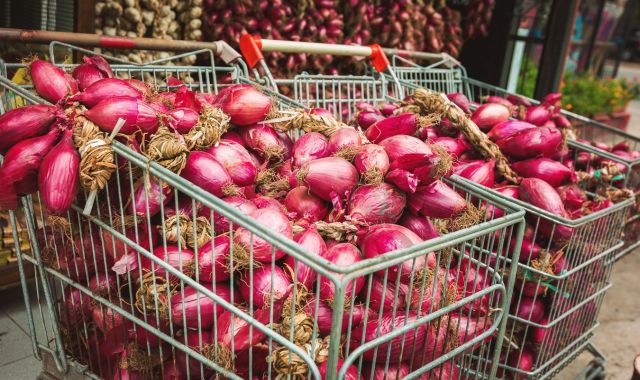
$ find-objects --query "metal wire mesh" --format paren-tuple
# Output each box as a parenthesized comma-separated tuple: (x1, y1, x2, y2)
(1, 47, 527, 379)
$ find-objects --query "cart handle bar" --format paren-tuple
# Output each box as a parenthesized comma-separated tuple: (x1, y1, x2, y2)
(0, 28, 243, 65)
(240, 34, 390, 72)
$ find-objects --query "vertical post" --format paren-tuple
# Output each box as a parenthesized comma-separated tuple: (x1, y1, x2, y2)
(534, 0, 579, 99)
(74, 0, 95, 33)
(583, 0, 606, 73)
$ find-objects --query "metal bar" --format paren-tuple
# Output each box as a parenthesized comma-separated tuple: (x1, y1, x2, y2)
(583, 0, 607, 73)
(259, 39, 373, 57)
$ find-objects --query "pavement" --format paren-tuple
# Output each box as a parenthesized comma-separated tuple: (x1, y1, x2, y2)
(0, 65, 638, 380)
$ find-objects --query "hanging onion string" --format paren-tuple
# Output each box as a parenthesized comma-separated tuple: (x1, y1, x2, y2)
(144, 124, 189, 175)
(185, 105, 230, 150)
(265, 108, 346, 137)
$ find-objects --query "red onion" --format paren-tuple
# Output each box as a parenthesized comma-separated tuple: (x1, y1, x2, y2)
(298, 157, 358, 202)
(496, 127, 562, 160)
(530, 316, 548, 345)
(470, 103, 510, 130)
(543, 92, 562, 106)
(357, 110, 385, 129)
(485, 95, 514, 108)
(203, 196, 257, 233)
(72, 56, 112, 90)
(431, 136, 471, 158)
(417, 127, 439, 141)
(208, 140, 257, 187)
(310, 107, 333, 118)
(276, 131, 294, 159)
(365, 113, 421, 143)
(251, 195, 286, 212)
(129, 176, 173, 217)
(126, 79, 150, 95)
(359, 224, 435, 284)
(347, 183, 406, 225)
(408, 180, 467, 219)
(220, 130, 243, 145)
(284, 186, 328, 223)
(291, 132, 329, 167)
(398, 213, 439, 241)
(525, 106, 551, 126)
(85, 96, 159, 135)
(197, 235, 233, 282)
(406, 270, 446, 315)
(29, 58, 77, 103)
(553, 114, 571, 129)
(174, 86, 202, 112)
(284, 228, 326, 289)
(612, 141, 630, 152)
(181, 151, 238, 197)
(302, 296, 367, 336)
(167, 107, 199, 134)
(0, 128, 60, 195)
(447, 92, 471, 113)
(519, 177, 569, 225)
(319, 243, 364, 304)
(0, 183, 18, 210)
(512, 158, 574, 187)
(213, 84, 271, 126)
(240, 266, 293, 309)
(512, 297, 545, 323)
(452, 160, 495, 188)
(174, 329, 215, 377)
(318, 360, 359, 380)
(0, 105, 59, 154)
(70, 78, 142, 108)
(507, 94, 533, 107)
(386, 169, 418, 193)
(366, 276, 409, 312)
(234, 208, 293, 263)
(327, 127, 362, 157)
(351, 312, 429, 363)
(59, 286, 92, 327)
(354, 144, 390, 183)
(558, 185, 587, 212)
(88, 272, 117, 299)
(171, 283, 232, 328)
(379, 135, 432, 162)
(363, 363, 412, 380)
(240, 124, 287, 161)
(214, 305, 279, 354)
(108, 224, 157, 274)
(132, 315, 169, 349)
(507, 346, 535, 377)
(379, 102, 399, 116)
(92, 306, 130, 341)
(38, 129, 79, 215)
(141, 245, 194, 282)
(487, 120, 536, 142)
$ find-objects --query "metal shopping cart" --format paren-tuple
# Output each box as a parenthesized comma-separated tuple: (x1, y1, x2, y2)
(0, 34, 528, 380)
(239, 36, 634, 380)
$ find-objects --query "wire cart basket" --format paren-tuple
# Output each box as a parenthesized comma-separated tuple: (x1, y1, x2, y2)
(239, 37, 634, 380)
(0, 38, 531, 380)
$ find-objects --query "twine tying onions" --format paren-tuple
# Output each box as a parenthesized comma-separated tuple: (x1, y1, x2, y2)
(186, 105, 230, 150)
(144, 125, 189, 175)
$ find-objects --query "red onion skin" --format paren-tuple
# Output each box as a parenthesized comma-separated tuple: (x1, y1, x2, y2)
(141, 245, 194, 282)
(70, 78, 142, 108)
(214, 84, 271, 126)
(133, 315, 169, 349)
(351, 312, 428, 363)
(171, 283, 232, 328)
(240, 124, 286, 161)
(92, 306, 130, 343)
(130, 177, 173, 218)
(251, 195, 286, 212)
(284, 186, 328, 223)
(107, 224, 157, 274)
(525, 106, 551, 126)
(379, 102, 399, 116)
(292, 132, 329, 167)
(447, 92, 471, 113)
(234, 208, 293, 263)
(240, 266, 292, 309)
(220, 130, 243, 145)
(379, 135, 432, 162)
(408, 180, 467, 219)
(197, 235, 233, 282)
(347, 183, 406, 225)
(285, 229, 326, 289)
(0, 183, 18, 210)
(174, 86, 202, 112)
(202, 195, 258, 233)
(320, 243, 364, 304)
(299, 157, 358, 202)
(359, 224, 435, 284)
(0, 128, 60, 195)
(448, 313, 492, 348)
(485, 95, 514, 108)
(363, 363, 412, 380)
(496, 127, 562, 160)
(452, 160, 495, 188)
(318, 360, 359, 380)
(507, 346, 535, 378)
(29, 59, 77, 103)
(417, 127, 439, 141)
(276, 131, 294, 159)
(357, 110, 385, 129)
(512, 297, 545, 323)
(612, 141, 630, 152)
(530, 316, 549, 345)
(431, 136, 471, 158)
(327, 127, 362, 155)
(303, 296, 367, 336)
(398, 213, 439, 241)
(59, 287, 92, 327)
(487, 120, 536, 142)
(471, 103, 511, 130)
(85, 96, 159, 135)
(208, 140, 257, 187)
(215, 305, 279, 353)
(512, 158, 574, 187)
(176, 329, 214, 378)
(519, 178, 572, 239)
(0, 105, 59, 154)
(364, 113, 419, 143)
(88, 272, 117, 299)
(354, 144, 390, 179)
(38, 129, 79, 215)
(386, 169, 418, 193)
(366, 276, 409, 312)
(73, 57, 113, 90)
(125, 79, 150, 95)
(181, 151, 237, 198)
(543, 92, 562, 106)
(310, 107, 333, 118)
(168, 107, 199, 134)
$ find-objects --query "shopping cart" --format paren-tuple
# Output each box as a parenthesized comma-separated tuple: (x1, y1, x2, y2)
(0, 38, 527, 380)
(239, 36, 634, 380)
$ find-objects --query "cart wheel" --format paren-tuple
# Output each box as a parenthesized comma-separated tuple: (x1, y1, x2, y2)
(585, 363, 606, 380)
